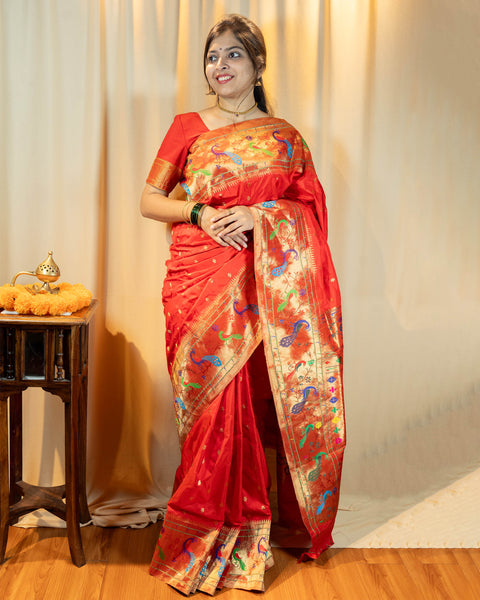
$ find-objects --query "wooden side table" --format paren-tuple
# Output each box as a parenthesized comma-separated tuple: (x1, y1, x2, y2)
(0, 300, 97, 567)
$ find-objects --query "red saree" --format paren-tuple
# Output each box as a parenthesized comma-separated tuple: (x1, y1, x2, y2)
(146, 114, 345, 595)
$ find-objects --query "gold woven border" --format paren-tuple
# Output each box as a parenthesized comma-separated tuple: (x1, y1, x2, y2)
(146, 157, 182, 194)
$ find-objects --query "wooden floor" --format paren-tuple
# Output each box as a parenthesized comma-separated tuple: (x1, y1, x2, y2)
(1, 524, 479, 599)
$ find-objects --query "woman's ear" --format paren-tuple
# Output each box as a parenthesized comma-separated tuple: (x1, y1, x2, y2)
(257, 65, 265, 80)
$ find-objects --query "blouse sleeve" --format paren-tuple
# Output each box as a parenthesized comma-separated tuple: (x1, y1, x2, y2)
(146, 115, 189, 194)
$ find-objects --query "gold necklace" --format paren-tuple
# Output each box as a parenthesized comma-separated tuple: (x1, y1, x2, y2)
(217, 97, 257, 117)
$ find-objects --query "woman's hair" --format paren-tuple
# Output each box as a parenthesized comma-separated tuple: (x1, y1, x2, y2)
(203, 14, 273, 115)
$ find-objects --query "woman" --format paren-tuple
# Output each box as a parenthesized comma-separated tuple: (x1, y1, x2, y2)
(141, 14, 345, 595)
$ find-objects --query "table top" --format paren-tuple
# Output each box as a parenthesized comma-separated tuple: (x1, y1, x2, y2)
(0, 299, 98, 326)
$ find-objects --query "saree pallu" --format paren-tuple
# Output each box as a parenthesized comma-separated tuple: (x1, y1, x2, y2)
(147, 116, 345, 595)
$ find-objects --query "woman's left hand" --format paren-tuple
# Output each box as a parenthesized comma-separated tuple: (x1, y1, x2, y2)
(210, 206, 254, 239)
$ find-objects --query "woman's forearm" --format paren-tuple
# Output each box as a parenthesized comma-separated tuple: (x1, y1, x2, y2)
(140, 184, 248, 250)
(140, 183, 188, 223)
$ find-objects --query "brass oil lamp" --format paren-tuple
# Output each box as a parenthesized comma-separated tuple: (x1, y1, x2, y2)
(11, 251, 61, 294)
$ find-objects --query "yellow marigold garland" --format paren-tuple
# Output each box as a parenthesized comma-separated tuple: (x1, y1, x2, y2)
(0, 283, 92, 316)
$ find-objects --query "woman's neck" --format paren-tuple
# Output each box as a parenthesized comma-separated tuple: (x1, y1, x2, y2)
(199, 103, 268, 130)
(216, 91, 257, 115)
(216, 96, 257, 117)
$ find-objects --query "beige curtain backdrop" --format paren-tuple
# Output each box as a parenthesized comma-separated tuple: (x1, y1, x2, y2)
(1, 0, 479, 545)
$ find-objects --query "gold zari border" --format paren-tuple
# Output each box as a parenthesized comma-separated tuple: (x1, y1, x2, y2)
(147, 157, 182, 194)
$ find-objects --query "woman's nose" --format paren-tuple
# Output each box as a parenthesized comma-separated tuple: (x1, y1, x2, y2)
(216, 56, 228, 69)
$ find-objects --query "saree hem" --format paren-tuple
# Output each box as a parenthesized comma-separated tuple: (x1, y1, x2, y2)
(298, 532, 334, 562)
(150, 512, 273, 595)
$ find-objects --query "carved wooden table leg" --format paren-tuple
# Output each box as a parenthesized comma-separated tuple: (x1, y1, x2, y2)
(61, 324, 85, 567)
(78, 370, 90, 525)
(9, 392, 23, 505)
(0, 393, 10, 563)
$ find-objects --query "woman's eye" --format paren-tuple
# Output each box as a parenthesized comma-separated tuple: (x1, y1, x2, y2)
(229, 51, 241, 58)
(207, 55, 217, 63)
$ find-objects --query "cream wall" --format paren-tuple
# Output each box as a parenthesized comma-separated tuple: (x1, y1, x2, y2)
(1, 0, 479, 543)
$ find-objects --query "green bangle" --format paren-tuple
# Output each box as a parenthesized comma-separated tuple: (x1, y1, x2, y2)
(189, 202, 205, 226)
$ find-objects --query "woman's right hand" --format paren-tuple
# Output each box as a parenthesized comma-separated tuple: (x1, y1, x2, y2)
(199, 205, 248, 251)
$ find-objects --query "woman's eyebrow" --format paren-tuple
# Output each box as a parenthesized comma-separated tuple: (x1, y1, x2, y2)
(209, 45, 244, 53)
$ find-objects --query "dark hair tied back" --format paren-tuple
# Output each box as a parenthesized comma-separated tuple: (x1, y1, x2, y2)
(204, 14, 273, 116)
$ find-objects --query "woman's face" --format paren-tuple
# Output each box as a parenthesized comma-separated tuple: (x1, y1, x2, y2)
(205, 30, 257, 104)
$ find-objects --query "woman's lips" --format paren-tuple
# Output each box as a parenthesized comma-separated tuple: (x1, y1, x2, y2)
(216, 75, 233, 83)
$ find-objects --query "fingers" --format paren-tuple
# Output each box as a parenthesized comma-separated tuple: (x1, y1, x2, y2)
(224, 237, 244, 251)
(210, 207, 249, 224)
(197, 206, 243, 249)
(221, 230, 248, 250)
(219, 223, 243, 237)
(199, 206, 252, 251)
(211, 207, 254, 236)
(210, 207, 236, 222)
(210, 211, 236, 229)
(198, 208, 228, 246)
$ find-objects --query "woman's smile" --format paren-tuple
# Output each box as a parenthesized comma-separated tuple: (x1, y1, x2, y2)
(216, 74, 234, 83)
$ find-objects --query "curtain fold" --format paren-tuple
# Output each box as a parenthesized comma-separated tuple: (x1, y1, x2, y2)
(1, 0, 479, 545)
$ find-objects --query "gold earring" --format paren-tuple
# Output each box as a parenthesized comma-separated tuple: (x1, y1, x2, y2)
(255, 80, 262, 87)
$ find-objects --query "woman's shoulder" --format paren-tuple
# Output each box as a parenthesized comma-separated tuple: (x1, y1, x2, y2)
(264, 115, 299, 133)
(172, 112, 208, 132)
(272, 116, 299, 130)
(167, 112, 209, 147)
